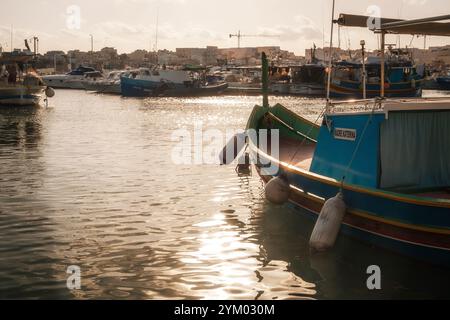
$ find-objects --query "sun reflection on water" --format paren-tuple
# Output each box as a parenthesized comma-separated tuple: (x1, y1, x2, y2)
(178, 210, 316, 300)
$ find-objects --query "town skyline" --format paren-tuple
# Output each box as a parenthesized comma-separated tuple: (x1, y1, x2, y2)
(1, 0, 450, 56)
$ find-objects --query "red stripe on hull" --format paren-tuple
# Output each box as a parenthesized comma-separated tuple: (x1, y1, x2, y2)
(258, 170, 450, 251)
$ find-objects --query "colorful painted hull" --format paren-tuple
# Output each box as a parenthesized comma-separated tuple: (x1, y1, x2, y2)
(0, 85, 45, 105)
(120, 77, 228, 97)
(329, 79, 423, 98)
(246, 104, 450, 266)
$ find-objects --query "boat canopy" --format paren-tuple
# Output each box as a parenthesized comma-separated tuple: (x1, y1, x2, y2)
(68, 66, 96, 75)
(336, 13, 450, 36)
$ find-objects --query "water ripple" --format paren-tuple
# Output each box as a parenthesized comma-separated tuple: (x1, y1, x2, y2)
(0, 91, 449, 299)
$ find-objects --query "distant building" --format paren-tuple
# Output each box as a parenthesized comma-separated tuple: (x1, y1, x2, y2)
(37, 43, 449, 72)
(174, 46, 303, 66)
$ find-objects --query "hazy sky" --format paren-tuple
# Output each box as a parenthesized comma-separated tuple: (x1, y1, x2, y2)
(1, 0, 450, 55)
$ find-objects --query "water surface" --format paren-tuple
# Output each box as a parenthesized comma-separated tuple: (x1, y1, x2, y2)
(0, 90, 449, 299)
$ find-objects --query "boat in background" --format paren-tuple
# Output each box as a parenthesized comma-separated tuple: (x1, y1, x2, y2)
(269, 65, 291, 94)
(120, 67, 228, 97)
(436, 72, 450, 90)
(270, 46, 326, 96)
(42, 66, 101, 89)
(234, 13, 450, 266)
(0, 50, 53, 106)
(289, 64, 326, 96)
(222, 66, 262, 95)
(84, 70, 128, 94)
(329, 50, 425, 99)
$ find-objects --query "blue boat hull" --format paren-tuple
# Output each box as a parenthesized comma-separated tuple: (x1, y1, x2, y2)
(329, 80, 423, 99)
(284, 195, 450, 267)
(255, 156, 450, 267)
(120, 77, 228, 97)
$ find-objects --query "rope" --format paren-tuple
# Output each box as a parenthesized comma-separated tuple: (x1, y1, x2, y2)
(266, 112, 317, 143)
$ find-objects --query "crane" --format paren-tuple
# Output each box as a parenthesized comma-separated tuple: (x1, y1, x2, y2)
(229, 30, 280, 48)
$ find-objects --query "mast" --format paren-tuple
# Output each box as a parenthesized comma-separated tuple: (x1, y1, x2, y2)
(155, 9, 159, 52)
(380, 31, 385, 98)
(326, 0, 336, 106)
(262, 52, 269, 108)
(360, 40, 366, 99)
(154, 8, 159, 64)
(10, 24, 13, 51)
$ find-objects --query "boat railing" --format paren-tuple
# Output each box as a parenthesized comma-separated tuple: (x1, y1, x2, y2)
(326, 96, 450, 114)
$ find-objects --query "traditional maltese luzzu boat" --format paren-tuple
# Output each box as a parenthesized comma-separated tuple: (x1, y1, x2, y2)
(0, 50, 54, 106)
(236, 13, 450, 266)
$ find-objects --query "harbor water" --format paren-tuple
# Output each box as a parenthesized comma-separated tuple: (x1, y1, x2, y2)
(0, 90, 449, 299)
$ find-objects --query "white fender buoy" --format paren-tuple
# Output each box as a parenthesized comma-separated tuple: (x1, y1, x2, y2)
(45, 87, 55, 98)
(219, 132, 247, 165)
(265, 175, 290, 205)
(309, 192, 346, 252)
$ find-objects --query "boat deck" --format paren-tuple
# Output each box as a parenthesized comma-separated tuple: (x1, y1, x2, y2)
(279, 138, 316, 171)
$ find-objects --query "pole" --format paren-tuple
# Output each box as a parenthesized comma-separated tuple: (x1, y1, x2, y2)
(90, 34, 94, 52)
(326, 0, 336, 105)
(361, 40, 366, 99)
(238, 30, 241, 48)
(155, 9, 159, 52)
(380, 31, 385, 98)
(33, 37, 37, 56)
(262, 52, 269, 108)
(10, 24, 13, 51)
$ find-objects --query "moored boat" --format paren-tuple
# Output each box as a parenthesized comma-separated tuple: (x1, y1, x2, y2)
(233, 13, 450, 266)
(0, 50, 52, 106)
(329, 54, 425, 99)
(436, 73, 450, 90)
(289, 64, 326, 96)
(120, 67, 228, 97)
(84, 70, 127, 94)
(42, 65, 100, 89)
(0, 81, 46, 105)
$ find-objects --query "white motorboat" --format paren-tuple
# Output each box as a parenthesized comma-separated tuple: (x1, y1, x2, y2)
(84, 70, 128, 94)
(42, 66, 100, 89)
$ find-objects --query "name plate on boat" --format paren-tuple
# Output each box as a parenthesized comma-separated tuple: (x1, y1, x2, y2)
(334, 128, 356, 141)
